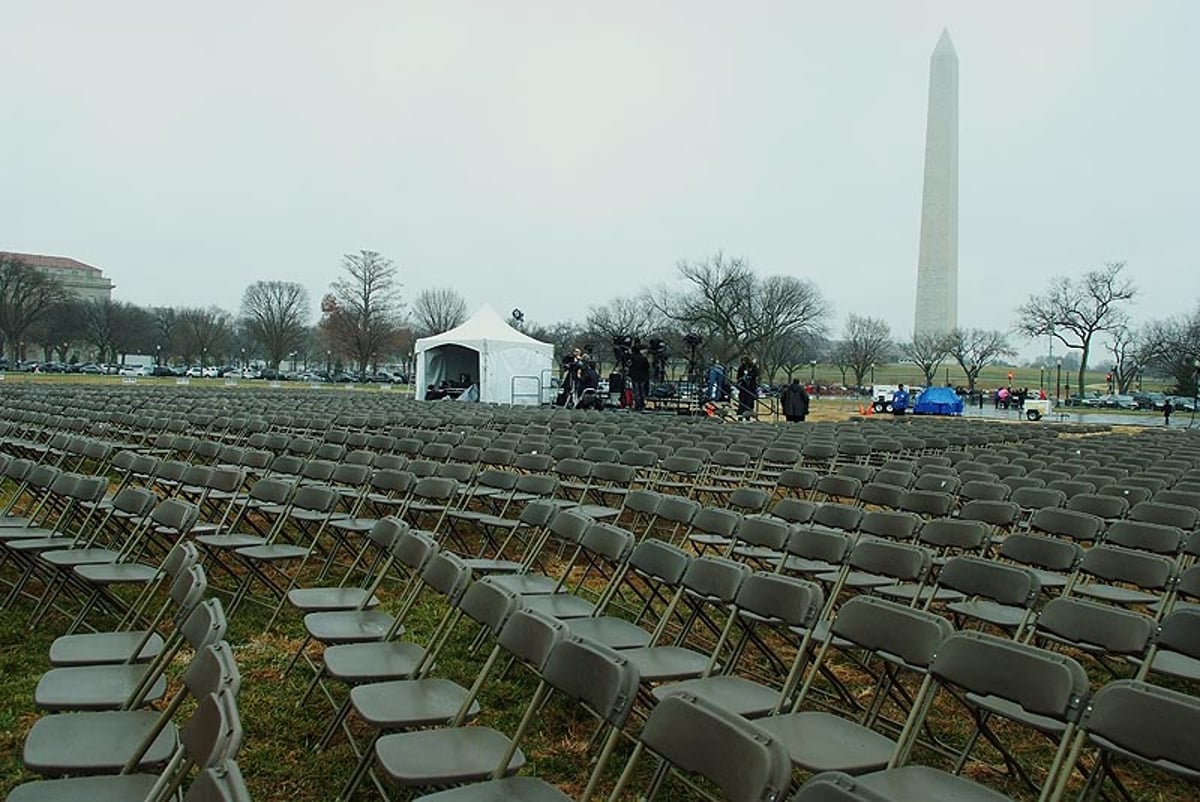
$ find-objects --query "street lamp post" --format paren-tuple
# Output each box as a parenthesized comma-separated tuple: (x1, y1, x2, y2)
(155, 344, 161, 367)
(1056, 360, 1062, 403)
(326, 350, 332, 376)
(201, 348, 206, 368)
(1039, 366, 1045, 391)
(870, 363, 876, 385)
(809, 360, 817, 384)
(289, 351, 297, 372)
(240, 348, 246, 369)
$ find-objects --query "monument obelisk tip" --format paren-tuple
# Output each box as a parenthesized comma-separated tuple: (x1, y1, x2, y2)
(934, 28, 956, 56)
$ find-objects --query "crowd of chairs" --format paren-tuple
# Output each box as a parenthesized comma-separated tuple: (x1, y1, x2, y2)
(1, 383, 1199, 801)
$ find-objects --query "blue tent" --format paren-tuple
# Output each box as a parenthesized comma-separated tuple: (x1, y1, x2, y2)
(912, 386, 965, 416)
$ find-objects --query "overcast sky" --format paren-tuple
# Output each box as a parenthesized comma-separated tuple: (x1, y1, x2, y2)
(3, 1, 1196, 356)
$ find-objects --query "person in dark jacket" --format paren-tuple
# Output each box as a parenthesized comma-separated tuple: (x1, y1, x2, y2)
(628, 346, 651, 411)
(780, 379, 810, 422)
(736, 356, 759, 420)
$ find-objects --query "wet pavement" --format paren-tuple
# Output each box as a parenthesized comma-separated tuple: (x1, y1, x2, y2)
(956, 404, 1197, 429)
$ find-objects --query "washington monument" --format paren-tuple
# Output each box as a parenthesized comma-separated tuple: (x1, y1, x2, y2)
(913, 29, 959, 337)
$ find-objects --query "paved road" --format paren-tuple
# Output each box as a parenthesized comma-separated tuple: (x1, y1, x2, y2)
(956, 404, 1197, 428)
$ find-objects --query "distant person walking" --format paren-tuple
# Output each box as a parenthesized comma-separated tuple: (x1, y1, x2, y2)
(736, 356, 759, 420)
(1164, 402, 1173, 427)
(780, 379, 810, 422)
(892, 384, 910, 417)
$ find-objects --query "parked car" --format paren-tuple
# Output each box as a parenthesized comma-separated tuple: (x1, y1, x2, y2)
(1167, 396, 1196, 412)
(150, 365, 177, 377)
(78, 363, 102, 375)
(1131, 392, 1167, 410)
(1097, 394, 1139, 410)
(118, 365, 147, 377)
(1064, 393, 1101, 407)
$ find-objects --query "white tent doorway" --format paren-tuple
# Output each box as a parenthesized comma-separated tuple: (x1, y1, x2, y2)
(414, 304, 554, 404)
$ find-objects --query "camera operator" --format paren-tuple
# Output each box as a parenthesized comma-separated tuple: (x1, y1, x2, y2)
(628, 344, 650, 411)
(556, 348, 584, 406)
(576, 357, 603, 410)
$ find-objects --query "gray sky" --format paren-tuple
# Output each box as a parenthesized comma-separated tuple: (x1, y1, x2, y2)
(3, 1, 1196, 355)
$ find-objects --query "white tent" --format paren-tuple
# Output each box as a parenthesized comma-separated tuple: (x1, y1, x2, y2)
(414, 304, 554, 405)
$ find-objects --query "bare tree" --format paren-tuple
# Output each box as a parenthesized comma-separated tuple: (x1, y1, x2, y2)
(321, 250, 404, 373)
(749, 275, 829, 380)
(1017, 262, 1137, 396)
(840, 314, 892, 388)
(947, 328, 1016, 391)
(240, 281, 311, 369)
(584, 295, 660, 344)
(0, 255, 68, 361)
(410, 287, 468, 338)
(30, 300, 84, 362)
(900, 331, 953, 388)
(1140, 308, 1200, 395)
(651, 252, 828, 369)
(153, 307, 177, 363)
(763, 330, 820, 384)
(176, 306, 233, 366)
(1105, 326, 1144, 394)
(78, 300, 122, 364)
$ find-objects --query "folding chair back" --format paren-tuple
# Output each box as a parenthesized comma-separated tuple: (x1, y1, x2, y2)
(858, 510, 921, 542)
(1071, 545, 1177, 600)
(1149, 607, 1200, 679)
(929, 631, 1090, 722)
(419, 552, 473, 604)
(734, 572, 824, 628)
(457, 578, 522, 634)
(682, 555, 752, 603)
(541, 635, 640, 727)
(497, 608, 569, 672)
(546, 508, 592, 545)
(770, 498, 816, 525)
(627, 539, 691, 584)
(916, 518, 989, 553)
(151, 498, 201, 535)
(829, 595, 954, 671)
(1103, 519, 1185, 556)
(734, 516, 790, 551)
(1035, 598, 1157, 661)
(111, 486, 160, 518)
(999, 533, 1082, 574)
(782, 527, 854, 572)
(182, 640, 243, 700)
(938, 556, 1041, 609)
(391, 528, 438, 572)
(1062, 680, 1200, 792)
(1027, 507, 1104, 544)
(812, 502, 863, 533)
(1066, 493, 1129, 521)
(613, 692, 792, 802)
(185, 760, 250, 802)
(580, 522, 635, 563)
(789, 773, 893, 801)
(846, 540, 932, 582)
(1131, 500, 1200, 530)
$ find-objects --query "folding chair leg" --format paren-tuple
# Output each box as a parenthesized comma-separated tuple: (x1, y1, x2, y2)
(283, 635, 313, 678)
(316, 696, 354, 751)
